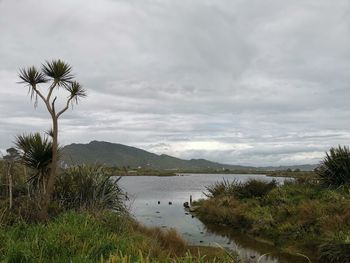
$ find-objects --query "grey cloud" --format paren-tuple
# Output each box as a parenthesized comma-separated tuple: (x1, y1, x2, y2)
(1, 0, 350, 166)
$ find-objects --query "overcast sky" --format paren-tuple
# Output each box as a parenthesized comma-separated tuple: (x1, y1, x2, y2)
(0, 0, 350, 166)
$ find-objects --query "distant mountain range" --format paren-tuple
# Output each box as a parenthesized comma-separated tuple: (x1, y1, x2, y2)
(61, 141, 318, 171)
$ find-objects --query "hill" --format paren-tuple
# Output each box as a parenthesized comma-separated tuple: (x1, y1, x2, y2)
(61, 141, 253, 170)
(61, 141, 317, 171)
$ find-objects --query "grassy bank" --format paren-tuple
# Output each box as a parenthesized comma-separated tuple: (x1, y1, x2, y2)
(0, 209, 237, 263)
(194, 179, 350, 262)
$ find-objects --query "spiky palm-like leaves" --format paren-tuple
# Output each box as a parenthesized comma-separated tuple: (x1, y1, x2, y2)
(19, 66, 48, 86)
(41, 59, 73, 86)
(19, 66, 48, 106)
(317, 145, 350, 187)
(15, 133, 53, 188)
(65, 81, 87, 105)
(54, 165, 125, 212)
(18, 59, 86, 108)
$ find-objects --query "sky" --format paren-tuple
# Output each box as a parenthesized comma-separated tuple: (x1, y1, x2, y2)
(0, 0, 350, 166)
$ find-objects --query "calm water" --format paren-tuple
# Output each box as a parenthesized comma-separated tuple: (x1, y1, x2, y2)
(119, 174, 315, 263)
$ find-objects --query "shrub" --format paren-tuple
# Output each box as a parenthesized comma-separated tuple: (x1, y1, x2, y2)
(53, 165, 125, 212)
(317, 145, 350, 187)
(234, 179, 277, 199)
(0, 197, 41, 225)
(204, 179, 277, 199)
(204, 179, 238, 198)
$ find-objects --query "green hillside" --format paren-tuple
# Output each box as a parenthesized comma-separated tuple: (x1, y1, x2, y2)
(61, 141, 317, 171)
(61, 141, 251, 170)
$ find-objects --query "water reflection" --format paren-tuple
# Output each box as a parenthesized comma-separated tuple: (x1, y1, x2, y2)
(203, 223, 316, 263)
(119, 174, 315, 263)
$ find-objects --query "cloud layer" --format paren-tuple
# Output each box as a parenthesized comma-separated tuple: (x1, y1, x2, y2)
(1, 0, 350, 165)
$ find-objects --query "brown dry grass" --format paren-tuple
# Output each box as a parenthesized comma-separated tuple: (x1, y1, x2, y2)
(133, 223, 187, 255)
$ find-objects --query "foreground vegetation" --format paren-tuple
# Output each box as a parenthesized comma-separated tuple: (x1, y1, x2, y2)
(0, 210, 237, 263)
(194, 146, 350, 262)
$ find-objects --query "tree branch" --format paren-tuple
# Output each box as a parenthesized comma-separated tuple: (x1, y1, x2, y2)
(32, 85, 53, 114)
(46, 82, 57, 101)
(57, 96, 73, 118)
(51, 97, 57, 115)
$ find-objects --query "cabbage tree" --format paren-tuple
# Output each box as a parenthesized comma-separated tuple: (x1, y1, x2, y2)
(19, 60, 86, 219)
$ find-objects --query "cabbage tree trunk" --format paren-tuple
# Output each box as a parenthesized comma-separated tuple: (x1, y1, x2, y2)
(39, 116, 58, 220)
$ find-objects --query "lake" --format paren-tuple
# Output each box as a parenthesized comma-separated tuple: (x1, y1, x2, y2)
(119, 173, 314, 263)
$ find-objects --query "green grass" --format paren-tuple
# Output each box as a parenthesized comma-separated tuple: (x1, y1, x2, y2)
(0, 210, 237, 263)
(0, 211, 136, 263)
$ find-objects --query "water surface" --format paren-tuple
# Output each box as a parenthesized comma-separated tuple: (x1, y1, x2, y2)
(119, 174, 314, 263)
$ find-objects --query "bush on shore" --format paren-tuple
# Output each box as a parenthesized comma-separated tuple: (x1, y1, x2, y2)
(1, 164, 126, 225)
(205, 178, 277, 199)
(196, 180, 350, 261)
(54, 164, 125, 212)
